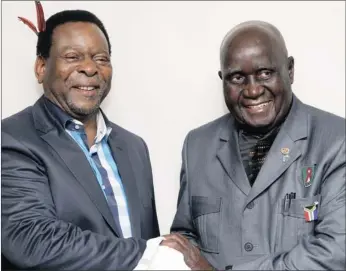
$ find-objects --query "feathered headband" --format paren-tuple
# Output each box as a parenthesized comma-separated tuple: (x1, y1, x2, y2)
(18, 1, 46, 35)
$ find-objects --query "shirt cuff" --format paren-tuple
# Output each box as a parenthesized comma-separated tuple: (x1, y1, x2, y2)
(134, 236, 191, 270)
(134, 236, 164, 270)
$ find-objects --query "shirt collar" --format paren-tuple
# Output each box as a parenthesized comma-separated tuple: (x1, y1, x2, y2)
(239, 125, 281, 141)
(44, 96, 112, 143)
(44, 96, 72, 127)
(94, 111, 112, 143)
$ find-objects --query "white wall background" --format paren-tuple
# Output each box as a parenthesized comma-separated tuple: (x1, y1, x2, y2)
(2, 1, 345, 234)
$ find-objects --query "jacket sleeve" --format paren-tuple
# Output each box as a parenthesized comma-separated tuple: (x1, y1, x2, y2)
(1, 131, 147, 270)
(232, 139, 346, 270)
(170, 133, 199, 246)
(141, 137, 160, 237)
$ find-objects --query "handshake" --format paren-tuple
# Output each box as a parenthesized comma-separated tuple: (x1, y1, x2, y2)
(135, 233, 214, 270)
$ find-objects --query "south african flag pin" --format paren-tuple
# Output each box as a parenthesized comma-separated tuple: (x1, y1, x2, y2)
(304, 201, 319, 222)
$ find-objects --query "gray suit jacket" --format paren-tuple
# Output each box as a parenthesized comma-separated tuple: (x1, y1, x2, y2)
(171, 95, 345, 270)
(1, 96, 160, 270)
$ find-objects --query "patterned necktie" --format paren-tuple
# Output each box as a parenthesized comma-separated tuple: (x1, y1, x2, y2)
(247, 139, 273, 186)
(241, 127, 280, 186)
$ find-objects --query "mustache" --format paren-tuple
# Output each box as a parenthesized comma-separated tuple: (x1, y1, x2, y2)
(68, 72, 106, 82)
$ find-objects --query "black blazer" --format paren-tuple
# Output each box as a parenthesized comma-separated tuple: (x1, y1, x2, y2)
(1, 96, 160, 270)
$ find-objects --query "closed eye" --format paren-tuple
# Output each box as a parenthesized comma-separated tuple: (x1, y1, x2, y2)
(94, 56, 110, 65)
(63, 54, 81, 62)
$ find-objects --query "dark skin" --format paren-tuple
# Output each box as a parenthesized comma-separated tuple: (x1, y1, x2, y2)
(161, 233, 213, 270)
(33, 21, 206, 268)
(35, 22, 112, 147)
(218, 25, 294, 133)
(162, 23, 295, 270)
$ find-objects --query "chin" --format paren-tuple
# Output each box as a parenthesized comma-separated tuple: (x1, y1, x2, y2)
(69, 103, 100, 116)
(243, 111, 276, 128)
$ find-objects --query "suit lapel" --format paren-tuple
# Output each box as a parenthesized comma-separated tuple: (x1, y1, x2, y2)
(108, 132, 142, 238)
(33, 97, 121, 236)
(245, 129, 302, 205)
(245, 96, 308, 206)
(216, 117, 251, 196)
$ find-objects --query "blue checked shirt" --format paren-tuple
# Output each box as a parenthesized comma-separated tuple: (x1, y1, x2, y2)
(45, 98, 132, 238)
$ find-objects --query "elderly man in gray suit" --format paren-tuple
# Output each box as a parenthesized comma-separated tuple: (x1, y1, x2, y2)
(163, 21, 345, 270)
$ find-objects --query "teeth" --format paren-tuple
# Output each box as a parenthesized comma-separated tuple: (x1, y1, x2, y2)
(249, 102, 269, 109)
(77, 86, 95, 91)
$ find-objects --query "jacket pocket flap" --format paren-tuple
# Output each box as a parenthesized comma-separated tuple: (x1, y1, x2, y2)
(191, 196, 221, 219)
(287, 194, 321, 218)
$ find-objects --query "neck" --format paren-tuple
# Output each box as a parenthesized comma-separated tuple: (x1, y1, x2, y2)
(76, 112, 97, 127)
(238, 122, 279, 136)
(44, 93, 98, 147)
(83, 114, 98, 148)
(81, 114, 97, 130)
(45, 93, 98, 126)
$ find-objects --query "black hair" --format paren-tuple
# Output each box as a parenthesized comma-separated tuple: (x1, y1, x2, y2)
(37, 10, 111, 58)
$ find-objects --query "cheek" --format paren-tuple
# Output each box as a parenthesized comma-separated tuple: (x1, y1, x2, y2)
(48, 65, 73, 86)
(266, 75, 287, 95)
(100, 67, 113, 83)
(224, 83, 241, 104)
(265, 79, 290, 109)
(59, 66, 75, 81)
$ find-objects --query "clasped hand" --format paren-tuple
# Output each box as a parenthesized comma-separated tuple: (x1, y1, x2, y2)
(160, 233, 214, 270)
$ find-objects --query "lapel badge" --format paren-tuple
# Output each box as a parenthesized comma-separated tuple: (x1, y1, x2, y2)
(281, 147, 290, 162)
(302, 165, 316, 187)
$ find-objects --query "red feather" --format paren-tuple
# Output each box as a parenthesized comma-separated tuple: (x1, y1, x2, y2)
(18, 16, 38, 35)
(35, 1, 46, 32)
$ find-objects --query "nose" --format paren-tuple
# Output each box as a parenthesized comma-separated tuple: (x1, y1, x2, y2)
(243, 76, 264, 98)
(78, 57, 98, 77)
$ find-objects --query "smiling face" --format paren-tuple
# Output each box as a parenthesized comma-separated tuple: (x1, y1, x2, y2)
(219, 28, 294, 131)
(35, 22, 112, 119)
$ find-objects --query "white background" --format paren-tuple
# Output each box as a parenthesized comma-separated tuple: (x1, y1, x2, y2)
(2, 1, 345, 234)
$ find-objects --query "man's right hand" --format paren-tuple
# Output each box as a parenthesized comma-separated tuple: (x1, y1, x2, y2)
(160, 233, 214, 270)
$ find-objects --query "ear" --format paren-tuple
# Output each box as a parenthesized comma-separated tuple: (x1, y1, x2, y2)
(35, 56, 46, 84)
(287, 56, 294, 84)
(218, 70, 223, 80)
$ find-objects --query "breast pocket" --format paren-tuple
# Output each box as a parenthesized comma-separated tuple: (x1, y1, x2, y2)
(275, 194, 321, 252)
(191, 196, 222, 254)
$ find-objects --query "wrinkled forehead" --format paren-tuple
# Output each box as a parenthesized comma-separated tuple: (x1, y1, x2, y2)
(226, 39, 275, 66)
(51, 22, 109, 53)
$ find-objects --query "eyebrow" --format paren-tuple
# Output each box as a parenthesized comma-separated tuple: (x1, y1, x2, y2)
(256, 65, 277, 70)
(223, 68, 243, 75)
(223, 65, 277, 75)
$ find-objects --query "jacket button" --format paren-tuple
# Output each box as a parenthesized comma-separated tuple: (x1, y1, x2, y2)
(244, 242, 253, 252)
(246, 202, 254, 209)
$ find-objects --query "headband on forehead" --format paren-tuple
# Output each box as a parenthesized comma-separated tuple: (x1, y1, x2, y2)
(18, 1, 46, 35)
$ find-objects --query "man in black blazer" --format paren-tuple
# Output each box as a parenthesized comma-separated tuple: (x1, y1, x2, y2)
(2, 6, 160, 270)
